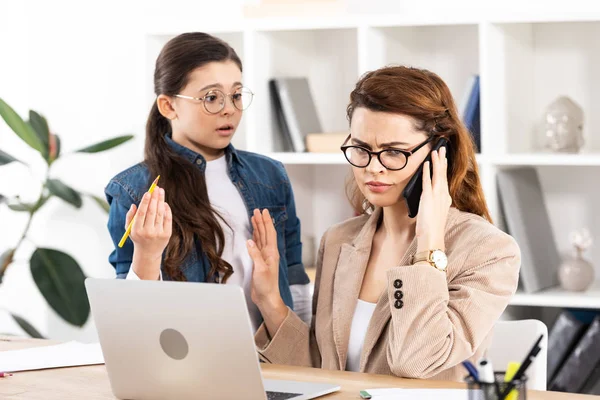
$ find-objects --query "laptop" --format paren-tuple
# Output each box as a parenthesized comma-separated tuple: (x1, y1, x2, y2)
(85, 278, 340, 400)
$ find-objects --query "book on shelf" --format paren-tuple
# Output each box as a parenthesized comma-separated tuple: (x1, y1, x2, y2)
(269, 77, 323, 153)
(460, 74, 480, 153)
(496, 167, 560, 293)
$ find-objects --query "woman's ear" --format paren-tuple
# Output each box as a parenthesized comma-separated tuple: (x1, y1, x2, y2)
(157, 94, 178, 121)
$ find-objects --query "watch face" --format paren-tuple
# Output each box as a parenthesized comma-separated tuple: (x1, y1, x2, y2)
(431, 250, 448, 271)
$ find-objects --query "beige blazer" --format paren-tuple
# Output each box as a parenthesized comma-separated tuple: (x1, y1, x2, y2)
(255, 207, 521, 381)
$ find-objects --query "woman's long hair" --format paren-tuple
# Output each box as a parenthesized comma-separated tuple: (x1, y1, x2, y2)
(345, 66, 491, 223)
(145, 32, 242, 282)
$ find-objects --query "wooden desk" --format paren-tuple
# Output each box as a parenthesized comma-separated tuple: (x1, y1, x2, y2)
(0, 337, 596, 400)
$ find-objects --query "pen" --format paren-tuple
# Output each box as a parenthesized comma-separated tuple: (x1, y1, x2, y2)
(462, 360, 480, 382)
(118, 175, 160, 248)
(500, 333, 544, 399)
(0, 372, 13, 377)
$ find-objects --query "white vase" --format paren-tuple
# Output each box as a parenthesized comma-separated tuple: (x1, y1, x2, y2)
(558, 248, 595, 292)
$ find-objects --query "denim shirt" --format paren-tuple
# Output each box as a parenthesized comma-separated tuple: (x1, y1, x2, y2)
(105, 135, 310, 310)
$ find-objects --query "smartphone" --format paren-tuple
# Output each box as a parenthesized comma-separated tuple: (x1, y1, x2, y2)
(402, 137, 451, 218)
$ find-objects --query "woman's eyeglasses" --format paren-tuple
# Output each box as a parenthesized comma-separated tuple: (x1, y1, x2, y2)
(175, 87, 254, 114)
(340, 135, 435, 171)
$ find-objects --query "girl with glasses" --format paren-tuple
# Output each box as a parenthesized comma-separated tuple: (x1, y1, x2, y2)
(105, 32, 311, 331)
(248, 66, 521, 381)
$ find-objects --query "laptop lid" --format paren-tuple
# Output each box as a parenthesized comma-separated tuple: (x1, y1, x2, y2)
(86, 278, 267, 400)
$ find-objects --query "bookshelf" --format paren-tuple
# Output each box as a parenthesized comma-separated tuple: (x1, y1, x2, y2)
(145, 11, 600, 322)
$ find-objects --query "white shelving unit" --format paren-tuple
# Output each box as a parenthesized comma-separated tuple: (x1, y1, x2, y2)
(264, 152, 346, 165)
(489, 153, 600, 167)
(511, 282, 600, 309)
(145, 12, 600, 317)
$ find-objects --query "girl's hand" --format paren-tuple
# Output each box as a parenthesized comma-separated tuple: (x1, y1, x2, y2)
(129, 186, 172, 279)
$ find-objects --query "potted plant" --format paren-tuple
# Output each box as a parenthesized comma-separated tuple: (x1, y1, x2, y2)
(0, 98, 133, 337)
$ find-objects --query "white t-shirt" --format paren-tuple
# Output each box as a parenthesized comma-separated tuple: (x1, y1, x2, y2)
(345, 299, 377, 372)
(204, 155, 261, 331)
(127, 155, 312, 330)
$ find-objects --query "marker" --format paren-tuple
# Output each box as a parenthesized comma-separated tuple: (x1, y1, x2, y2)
(478, 358, 498, 399)
(504, 362, 522, 400)
(477, 358, 494, 383)
(501, 334, 544, 399)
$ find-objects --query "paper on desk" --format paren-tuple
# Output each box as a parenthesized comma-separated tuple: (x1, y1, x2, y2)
(0, 341, 104, 372)
(363, 388, 484, 400)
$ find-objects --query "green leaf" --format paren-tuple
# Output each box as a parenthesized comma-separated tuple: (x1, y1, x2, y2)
(30, 248, 89, 327)
(89, 194, 110, 213)
(0, 248, 15, 284)
(53, 134, 61, 159)
(47, 179, 82, 208)
(0, 98, 44, 153)
(8, 202, 34, 212)
(76, 134, 134, 153)
(28, 111, 50, 160)
(10, 313, 45, 339)
(0, 149, 24, 166)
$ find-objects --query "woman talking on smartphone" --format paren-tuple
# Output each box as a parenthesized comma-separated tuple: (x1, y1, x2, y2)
(105, 32, 311, 330)
(248, 66, 521, 380)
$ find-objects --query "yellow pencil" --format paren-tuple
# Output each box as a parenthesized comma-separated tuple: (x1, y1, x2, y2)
(118, 175, 160, 248)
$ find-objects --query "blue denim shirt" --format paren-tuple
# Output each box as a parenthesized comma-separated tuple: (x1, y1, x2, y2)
(105, 135, 310, 310)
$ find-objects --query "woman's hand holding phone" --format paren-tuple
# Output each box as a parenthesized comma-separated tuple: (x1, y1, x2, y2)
(415, 146, 452, 254)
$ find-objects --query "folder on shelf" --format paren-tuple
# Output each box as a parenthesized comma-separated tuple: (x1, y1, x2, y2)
(549, 316, 600, 393)
(269, 77, 323, 153)
(547, 310, 587, 383)
(496, 167, 560, 293)
(581, 362, 600, 395)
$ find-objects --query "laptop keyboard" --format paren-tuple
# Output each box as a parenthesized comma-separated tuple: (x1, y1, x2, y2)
(266, 391, 302, 400)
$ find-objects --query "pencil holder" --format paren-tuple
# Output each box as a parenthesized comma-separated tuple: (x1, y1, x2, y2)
(465, 373, 527, 400)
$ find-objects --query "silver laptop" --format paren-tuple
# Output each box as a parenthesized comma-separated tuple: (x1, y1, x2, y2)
(85, 278, 340, 400)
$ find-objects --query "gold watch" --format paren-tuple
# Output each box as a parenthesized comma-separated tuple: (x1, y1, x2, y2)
(412, 249, 448, 272)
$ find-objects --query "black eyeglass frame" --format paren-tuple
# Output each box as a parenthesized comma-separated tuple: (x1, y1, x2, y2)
(340, 134, 436, 171)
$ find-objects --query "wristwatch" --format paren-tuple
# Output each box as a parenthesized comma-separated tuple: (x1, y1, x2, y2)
(412, 249, 448, 272)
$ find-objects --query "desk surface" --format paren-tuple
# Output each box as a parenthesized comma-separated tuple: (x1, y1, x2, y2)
(0, 337, 596, 400)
